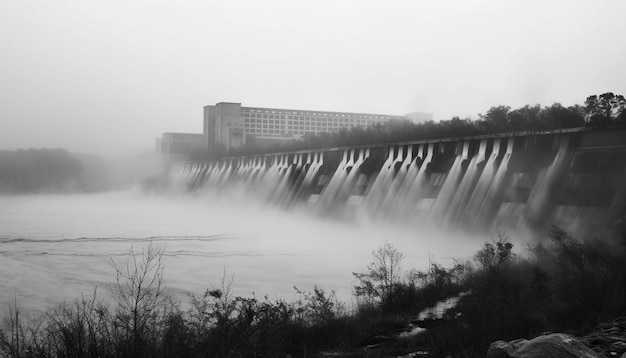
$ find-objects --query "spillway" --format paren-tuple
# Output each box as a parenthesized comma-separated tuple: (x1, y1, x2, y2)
(173, 128, 626, 237)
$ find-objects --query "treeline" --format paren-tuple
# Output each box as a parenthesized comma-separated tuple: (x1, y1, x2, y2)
(0, 148, 110, 193)
(2, 226, 626, 357)
(223, 92, 626, 157)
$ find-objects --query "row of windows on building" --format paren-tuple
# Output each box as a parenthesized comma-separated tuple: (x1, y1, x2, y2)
(246, 128, 343, 136)
(245, 122, 348, 129)
(241, 108, 391, 120)
(242, 113, 391, 122)
(244, 117, 376, 126)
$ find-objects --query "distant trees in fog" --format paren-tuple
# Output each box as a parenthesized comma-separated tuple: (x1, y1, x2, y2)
(0, 148, 110, 193)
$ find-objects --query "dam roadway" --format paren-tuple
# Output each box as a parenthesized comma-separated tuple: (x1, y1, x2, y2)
(175, 127, 626, 237)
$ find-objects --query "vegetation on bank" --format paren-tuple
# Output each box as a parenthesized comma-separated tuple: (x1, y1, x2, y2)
(200, 92, 626, 158)
(0, 149, 163, 194)
(0, 149, 111, 194)
(2, 224, 626, 357)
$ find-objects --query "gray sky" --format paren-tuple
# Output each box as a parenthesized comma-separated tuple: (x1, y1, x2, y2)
(1, 0, 625, 156)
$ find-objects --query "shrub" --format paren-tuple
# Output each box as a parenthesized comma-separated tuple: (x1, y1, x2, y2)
(353, 242, 406, 310)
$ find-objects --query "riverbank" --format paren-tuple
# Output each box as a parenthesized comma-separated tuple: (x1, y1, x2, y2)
(2, 226, 625, 357)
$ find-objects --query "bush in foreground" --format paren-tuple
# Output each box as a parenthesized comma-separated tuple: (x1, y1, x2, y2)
(2, 228, 625, 357)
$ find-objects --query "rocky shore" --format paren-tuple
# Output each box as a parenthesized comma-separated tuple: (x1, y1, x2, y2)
(487, 317, 626, 358)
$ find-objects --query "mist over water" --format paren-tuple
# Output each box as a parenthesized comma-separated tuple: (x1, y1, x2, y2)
(0, 189, 488, 314)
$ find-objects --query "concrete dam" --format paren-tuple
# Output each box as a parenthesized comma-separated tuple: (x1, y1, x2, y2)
(173, 127, 626, 237)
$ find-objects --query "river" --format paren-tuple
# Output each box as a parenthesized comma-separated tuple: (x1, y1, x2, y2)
(0, 189, 485, 315)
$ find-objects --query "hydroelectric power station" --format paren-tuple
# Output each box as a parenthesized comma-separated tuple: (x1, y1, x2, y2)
(173, 127, 626, 237)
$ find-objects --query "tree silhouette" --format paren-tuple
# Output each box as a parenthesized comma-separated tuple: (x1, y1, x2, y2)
(585, 92, 626, 126)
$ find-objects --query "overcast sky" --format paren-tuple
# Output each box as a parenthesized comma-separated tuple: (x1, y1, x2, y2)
(1, 0, 625, 156)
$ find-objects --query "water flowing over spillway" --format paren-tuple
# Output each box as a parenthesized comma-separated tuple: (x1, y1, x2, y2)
(175, 128, 626, 237)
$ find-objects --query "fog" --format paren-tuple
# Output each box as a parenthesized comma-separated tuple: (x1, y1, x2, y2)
(2, 1, 626, 156)
(0, 189, 493, 313)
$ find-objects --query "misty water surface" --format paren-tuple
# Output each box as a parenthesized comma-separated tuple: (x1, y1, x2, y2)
(1, 190, 485, 313)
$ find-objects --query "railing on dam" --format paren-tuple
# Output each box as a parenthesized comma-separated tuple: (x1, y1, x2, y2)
(172, 127, 626, 237)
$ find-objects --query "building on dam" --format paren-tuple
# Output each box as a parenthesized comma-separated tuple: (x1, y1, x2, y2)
(156, 132, 205, 159)
(203, 102, 430, 153)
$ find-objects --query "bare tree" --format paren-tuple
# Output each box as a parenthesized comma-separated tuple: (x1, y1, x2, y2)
(353, 242, 406, 308)
(0, 298, 46, 358)
(109, 243, 170, 357)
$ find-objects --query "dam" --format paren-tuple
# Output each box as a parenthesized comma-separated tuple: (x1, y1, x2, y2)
(173, 127, 626, 238)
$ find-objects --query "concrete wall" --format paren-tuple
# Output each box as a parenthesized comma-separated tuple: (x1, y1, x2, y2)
(181, 127, 626, 238)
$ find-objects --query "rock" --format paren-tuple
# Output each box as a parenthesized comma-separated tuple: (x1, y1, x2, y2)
(582, 318, 626, 357)
(486, 340, 516, 358)
(487, 333, 601, 358)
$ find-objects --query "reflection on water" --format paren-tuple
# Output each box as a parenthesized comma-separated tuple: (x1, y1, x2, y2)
(0, 190, 484, 314)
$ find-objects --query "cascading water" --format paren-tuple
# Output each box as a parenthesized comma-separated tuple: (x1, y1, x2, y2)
(334, 148, 369, 208)
(317, 150, 352, 211)
(461, 139, 501, 229)
(174, 129, 626, 236)
(362, 147, 403, 217)
(404, 143, 435, 220)
(295, 152, 323, 203)
(274, 155, 301, 206)
(473, 137, 514, 231)
(429, 142, 469, 226)
(267, 155, 292, 203)
(523, 134, 572, 229)
(379, 146, 414, 218)
(444, 140, 487, 228)
(389, 144, 424, 220)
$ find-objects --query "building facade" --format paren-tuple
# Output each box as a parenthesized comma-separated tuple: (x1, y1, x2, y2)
(203, 102, 413, 152)
(156, 132, 204, 158)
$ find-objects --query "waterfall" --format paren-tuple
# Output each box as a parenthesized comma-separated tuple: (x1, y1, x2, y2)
(474, 137, 514, 232)
(335, 148, 369, 208)
(316, 150, 351, 211)
(444, 140, 488, 228)
(404, 143, 435, 220)
(523, 134, 572, 229)
(379, 146, 414, 218)
(389, 144, 423, 218)
(295, 152, 323, 203)
(429, 142, 469, 226)
(362, 147, 403, 218)
(462, 138, 502, 229)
